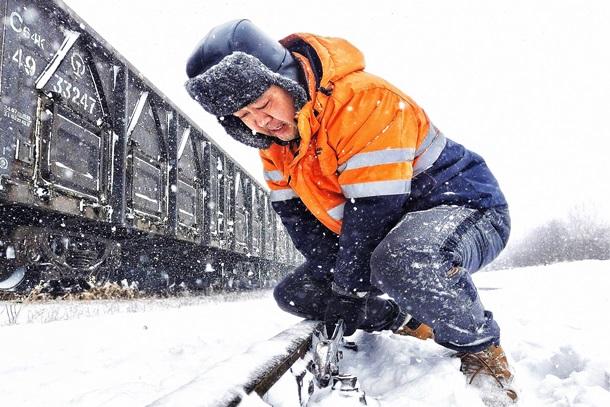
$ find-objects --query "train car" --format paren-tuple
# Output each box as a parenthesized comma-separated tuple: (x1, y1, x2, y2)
(0, 0, 303, 292)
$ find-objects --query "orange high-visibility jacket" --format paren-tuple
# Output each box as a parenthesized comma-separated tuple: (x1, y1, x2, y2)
(259, 34, 506, 293)
(260, 33, 444, 235)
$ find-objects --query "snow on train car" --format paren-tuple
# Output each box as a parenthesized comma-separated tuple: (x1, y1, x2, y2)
(0, 0, 303, 292)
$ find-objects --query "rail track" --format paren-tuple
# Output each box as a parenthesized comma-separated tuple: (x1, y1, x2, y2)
(147, 319, 368, 407)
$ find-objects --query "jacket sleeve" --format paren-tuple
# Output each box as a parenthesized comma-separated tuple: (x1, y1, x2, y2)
(272, 198, 339, 272)
(260, 153, 339, 272)
(330, 88, 429, 293)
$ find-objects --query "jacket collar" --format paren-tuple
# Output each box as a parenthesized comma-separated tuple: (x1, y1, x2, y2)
(276, 33, 366, 174)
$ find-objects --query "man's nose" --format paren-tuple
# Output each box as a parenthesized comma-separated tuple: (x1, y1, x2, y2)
(254, 111, 271, 128)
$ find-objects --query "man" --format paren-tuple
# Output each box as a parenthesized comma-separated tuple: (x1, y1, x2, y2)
(185, 19, 516, 400)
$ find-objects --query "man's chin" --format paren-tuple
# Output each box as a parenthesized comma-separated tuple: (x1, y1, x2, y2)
(272, 128, 297, 142)
(275, 134, 297, 142)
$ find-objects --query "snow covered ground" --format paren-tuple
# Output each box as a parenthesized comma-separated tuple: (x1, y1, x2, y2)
(1, 260, 609, 406)
(0, 292, 300, 406)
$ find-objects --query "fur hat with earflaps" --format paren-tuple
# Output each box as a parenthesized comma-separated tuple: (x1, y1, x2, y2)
(185, 20, 309, 149)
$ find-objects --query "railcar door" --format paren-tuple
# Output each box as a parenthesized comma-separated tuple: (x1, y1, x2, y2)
(205, 144, 227, 249)
(175, 122, 203, 243)
(124, 82, 169, 234)
(233, 169, 250, 255)
(262, 194, 275, 260)
(250, 185, 264, 258)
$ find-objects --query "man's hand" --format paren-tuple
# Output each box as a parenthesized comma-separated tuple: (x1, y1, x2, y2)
(324, 292, 367, 336)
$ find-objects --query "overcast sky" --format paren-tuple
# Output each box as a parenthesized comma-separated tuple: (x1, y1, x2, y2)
(64, 0, 610, 240)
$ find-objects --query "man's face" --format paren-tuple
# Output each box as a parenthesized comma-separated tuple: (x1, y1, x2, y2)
(233, 85, 298, 142)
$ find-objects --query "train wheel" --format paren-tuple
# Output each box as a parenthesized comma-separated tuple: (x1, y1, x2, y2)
(0, 265, 26, 291)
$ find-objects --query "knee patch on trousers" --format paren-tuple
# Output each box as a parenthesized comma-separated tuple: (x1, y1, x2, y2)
(371, 242, 452, 291)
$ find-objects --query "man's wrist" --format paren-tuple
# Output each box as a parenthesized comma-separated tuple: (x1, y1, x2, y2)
(331, 282, 369, 299)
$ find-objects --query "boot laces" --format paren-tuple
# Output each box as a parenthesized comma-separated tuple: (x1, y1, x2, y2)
(456, 348, 511, 386)
(455, 347, 517, 401)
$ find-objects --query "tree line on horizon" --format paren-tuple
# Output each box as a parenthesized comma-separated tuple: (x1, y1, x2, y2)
(489, 206, 610, 269)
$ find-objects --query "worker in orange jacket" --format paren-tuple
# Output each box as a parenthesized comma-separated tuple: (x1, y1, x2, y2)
(185, 20, 516, 400)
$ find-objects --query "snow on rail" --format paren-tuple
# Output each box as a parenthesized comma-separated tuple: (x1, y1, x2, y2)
(147, 319, 321, 407)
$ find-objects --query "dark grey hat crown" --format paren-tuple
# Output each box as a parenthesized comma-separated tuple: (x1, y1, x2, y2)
(186, 19, 301, 83)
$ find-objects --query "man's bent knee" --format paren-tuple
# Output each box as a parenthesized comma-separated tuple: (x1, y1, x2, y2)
(371, 237, 442, 294)
(273, 278, 291, 311)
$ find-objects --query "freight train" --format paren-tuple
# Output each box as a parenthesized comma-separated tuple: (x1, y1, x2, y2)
(0, 0, 303, 292)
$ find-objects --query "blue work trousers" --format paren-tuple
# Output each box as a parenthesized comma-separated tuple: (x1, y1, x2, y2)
(274, 205, 510, 352)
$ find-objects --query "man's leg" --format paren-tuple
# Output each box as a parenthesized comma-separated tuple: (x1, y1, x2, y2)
(273, 262, 331, 320)
(273, 261, 403, 331)
(370, 205, 510, 352)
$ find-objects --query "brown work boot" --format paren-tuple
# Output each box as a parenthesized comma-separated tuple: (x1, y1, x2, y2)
(394, 319, 434, 340)
(456, 344, 518, 402)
